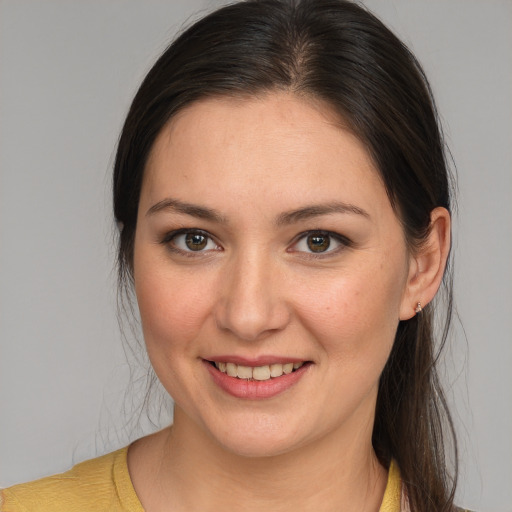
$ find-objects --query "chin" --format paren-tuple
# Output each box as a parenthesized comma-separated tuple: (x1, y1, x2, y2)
(203, 413, 311, 459)
(217, 431, 301, 459)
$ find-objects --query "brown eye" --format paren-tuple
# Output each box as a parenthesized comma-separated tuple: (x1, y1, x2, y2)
(291, 230, 348, 256)
(185, 233, 208, 251)
(307, 233, 330, 252)
(163, 229, 220, 255)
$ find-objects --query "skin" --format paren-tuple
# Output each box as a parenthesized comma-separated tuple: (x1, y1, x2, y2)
(128, 92, 450, 511)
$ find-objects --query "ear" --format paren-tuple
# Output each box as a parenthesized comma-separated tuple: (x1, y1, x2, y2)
(399, 207, 451, 320)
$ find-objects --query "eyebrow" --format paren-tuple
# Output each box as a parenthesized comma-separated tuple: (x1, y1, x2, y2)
(146, 197, 369, 224)
(275, 202, 370, 226)
(146, 198, 227, 223)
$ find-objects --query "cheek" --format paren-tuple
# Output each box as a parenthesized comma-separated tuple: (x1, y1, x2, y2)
(134, 259, 216, 358)
(133, 261, 221, 409)
(292, 259, 405, 363)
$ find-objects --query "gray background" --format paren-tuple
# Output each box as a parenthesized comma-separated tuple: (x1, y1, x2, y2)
(1, 1, 511, 510)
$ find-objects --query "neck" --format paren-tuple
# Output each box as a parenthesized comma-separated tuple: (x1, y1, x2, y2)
(131, 407, 388, 512)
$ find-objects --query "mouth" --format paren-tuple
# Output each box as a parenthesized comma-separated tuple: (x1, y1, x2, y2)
(204, 358, 312, 399)
(206, 360, 308, 381)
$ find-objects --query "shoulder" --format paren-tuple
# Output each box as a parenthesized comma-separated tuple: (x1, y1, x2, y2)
(1, 447, 143, 512)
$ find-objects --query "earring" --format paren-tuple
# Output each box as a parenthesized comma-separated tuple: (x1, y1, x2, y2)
(415, 302, 422, 313)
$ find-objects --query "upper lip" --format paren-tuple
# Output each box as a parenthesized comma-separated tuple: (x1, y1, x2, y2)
(203, 355, 308, 366)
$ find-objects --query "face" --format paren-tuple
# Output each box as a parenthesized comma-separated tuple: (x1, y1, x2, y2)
(133, 92, 412, 458)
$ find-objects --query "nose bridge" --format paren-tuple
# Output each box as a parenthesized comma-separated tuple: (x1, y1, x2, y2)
(215, 245, 289, 341)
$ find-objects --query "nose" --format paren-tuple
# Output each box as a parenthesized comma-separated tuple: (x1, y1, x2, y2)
(214, 251, 291, 341)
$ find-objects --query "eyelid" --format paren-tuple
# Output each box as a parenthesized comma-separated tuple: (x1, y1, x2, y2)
(288, 230, 352, 256)
(161, 228, 222, 255)
(160, 228, 351, 258)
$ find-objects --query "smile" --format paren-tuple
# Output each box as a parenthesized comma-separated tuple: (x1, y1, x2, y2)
(204, 359, 311, 399)
(212, 361, 305, 381)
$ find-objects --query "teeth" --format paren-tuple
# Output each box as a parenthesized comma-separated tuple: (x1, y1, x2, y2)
(283, 363, 294, 374)
(213, 361, 304, 381)
(226, 362, 237, 377)
(252, 365, 271, 381)
(236, 365, 253, 379)
(269, 363, 283, 377)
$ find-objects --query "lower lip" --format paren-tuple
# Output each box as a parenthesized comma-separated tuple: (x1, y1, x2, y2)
(204, 361, 311, 400)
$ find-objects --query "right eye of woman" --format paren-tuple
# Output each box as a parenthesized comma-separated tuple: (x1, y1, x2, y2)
(162, 229, 221, 255)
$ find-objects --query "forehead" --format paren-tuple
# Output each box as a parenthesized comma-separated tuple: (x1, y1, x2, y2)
(141, 92, 390, 220)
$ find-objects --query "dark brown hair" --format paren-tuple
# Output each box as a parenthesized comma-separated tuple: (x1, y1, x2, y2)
(113, 1, 457, 509)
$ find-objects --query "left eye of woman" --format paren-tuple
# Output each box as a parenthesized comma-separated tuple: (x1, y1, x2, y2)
(291, 231, 349, 255)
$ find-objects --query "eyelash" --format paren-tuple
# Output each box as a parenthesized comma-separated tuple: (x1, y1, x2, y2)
(160, 228, 221, 258)
(289, 230, 352, 258)
(160, 228, 352, 258)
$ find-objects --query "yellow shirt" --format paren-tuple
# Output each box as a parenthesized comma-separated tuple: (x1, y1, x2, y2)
(1, 448, 402, 511)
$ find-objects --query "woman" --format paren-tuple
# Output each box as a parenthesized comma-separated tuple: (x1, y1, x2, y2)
(1, 1, 468, 510)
